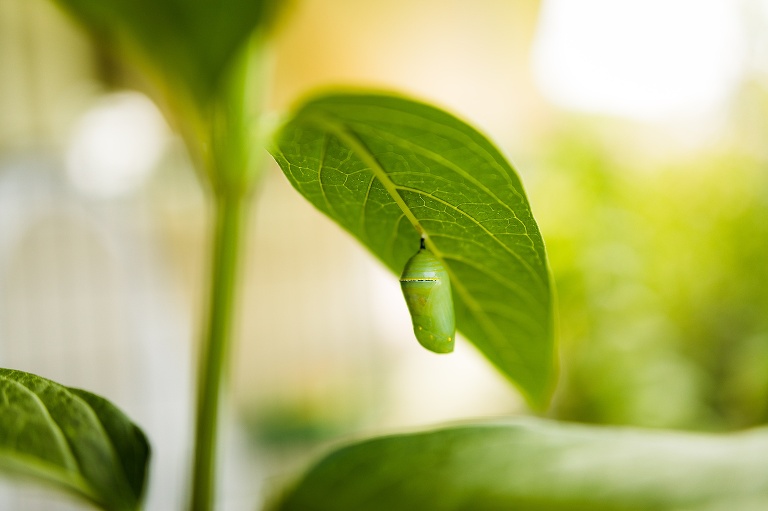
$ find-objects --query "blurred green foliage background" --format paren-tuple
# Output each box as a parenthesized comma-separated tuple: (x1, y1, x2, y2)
(540, 108, 768, 430)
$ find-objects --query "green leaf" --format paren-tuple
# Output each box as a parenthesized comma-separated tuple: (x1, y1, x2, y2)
(270, 92, 556, 407)
(52, 0, 284, 105)
(274, 418, 768, 511)
(53, 0, 280, 196)
(0, 368, 150, 511)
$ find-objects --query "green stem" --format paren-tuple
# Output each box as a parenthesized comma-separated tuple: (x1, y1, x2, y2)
(190, 194, 248, 511)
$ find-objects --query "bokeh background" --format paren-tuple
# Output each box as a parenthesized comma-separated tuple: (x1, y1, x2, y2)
(2, 0, 768, 509)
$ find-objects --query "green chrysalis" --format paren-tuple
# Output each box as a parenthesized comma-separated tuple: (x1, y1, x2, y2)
(399, 238, 455, 353)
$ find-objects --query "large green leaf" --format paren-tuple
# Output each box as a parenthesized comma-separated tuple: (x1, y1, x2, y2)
(274, 418, 768, 511)
(0, 369, 150, 511)
(270, 92, 555, 407)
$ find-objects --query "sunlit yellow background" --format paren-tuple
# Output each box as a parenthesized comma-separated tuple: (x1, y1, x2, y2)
(2, 0, 768, 509)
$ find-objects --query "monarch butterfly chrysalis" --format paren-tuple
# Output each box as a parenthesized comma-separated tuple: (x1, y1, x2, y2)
(399, 238, 455, 354)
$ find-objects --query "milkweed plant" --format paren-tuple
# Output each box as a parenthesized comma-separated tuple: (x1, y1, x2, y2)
(1, 1, 767, 511)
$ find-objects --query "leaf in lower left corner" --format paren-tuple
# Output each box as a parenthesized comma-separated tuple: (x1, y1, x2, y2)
(0, 368, 150, 511)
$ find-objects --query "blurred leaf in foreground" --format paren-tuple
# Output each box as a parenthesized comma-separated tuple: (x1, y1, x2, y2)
(274, 418, 768, 511)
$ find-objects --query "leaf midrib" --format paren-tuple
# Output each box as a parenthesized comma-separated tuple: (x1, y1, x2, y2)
(308, 116, 540, 383)
(311, 99, 523, 195)
(350, 121, 534, 238)
(313, 116, 545, 289)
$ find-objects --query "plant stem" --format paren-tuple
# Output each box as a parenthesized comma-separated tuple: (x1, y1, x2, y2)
(190, 194, 248, 511)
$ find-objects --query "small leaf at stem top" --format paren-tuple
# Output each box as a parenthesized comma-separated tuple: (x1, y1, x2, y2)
(53, 0, 285, 107)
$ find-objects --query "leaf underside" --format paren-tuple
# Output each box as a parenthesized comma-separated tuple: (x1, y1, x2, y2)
(0, 368, 150, 511)
(52, 0, 284, 104)
(270, 92, 555, 408)
(274, 418, 768, 511)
